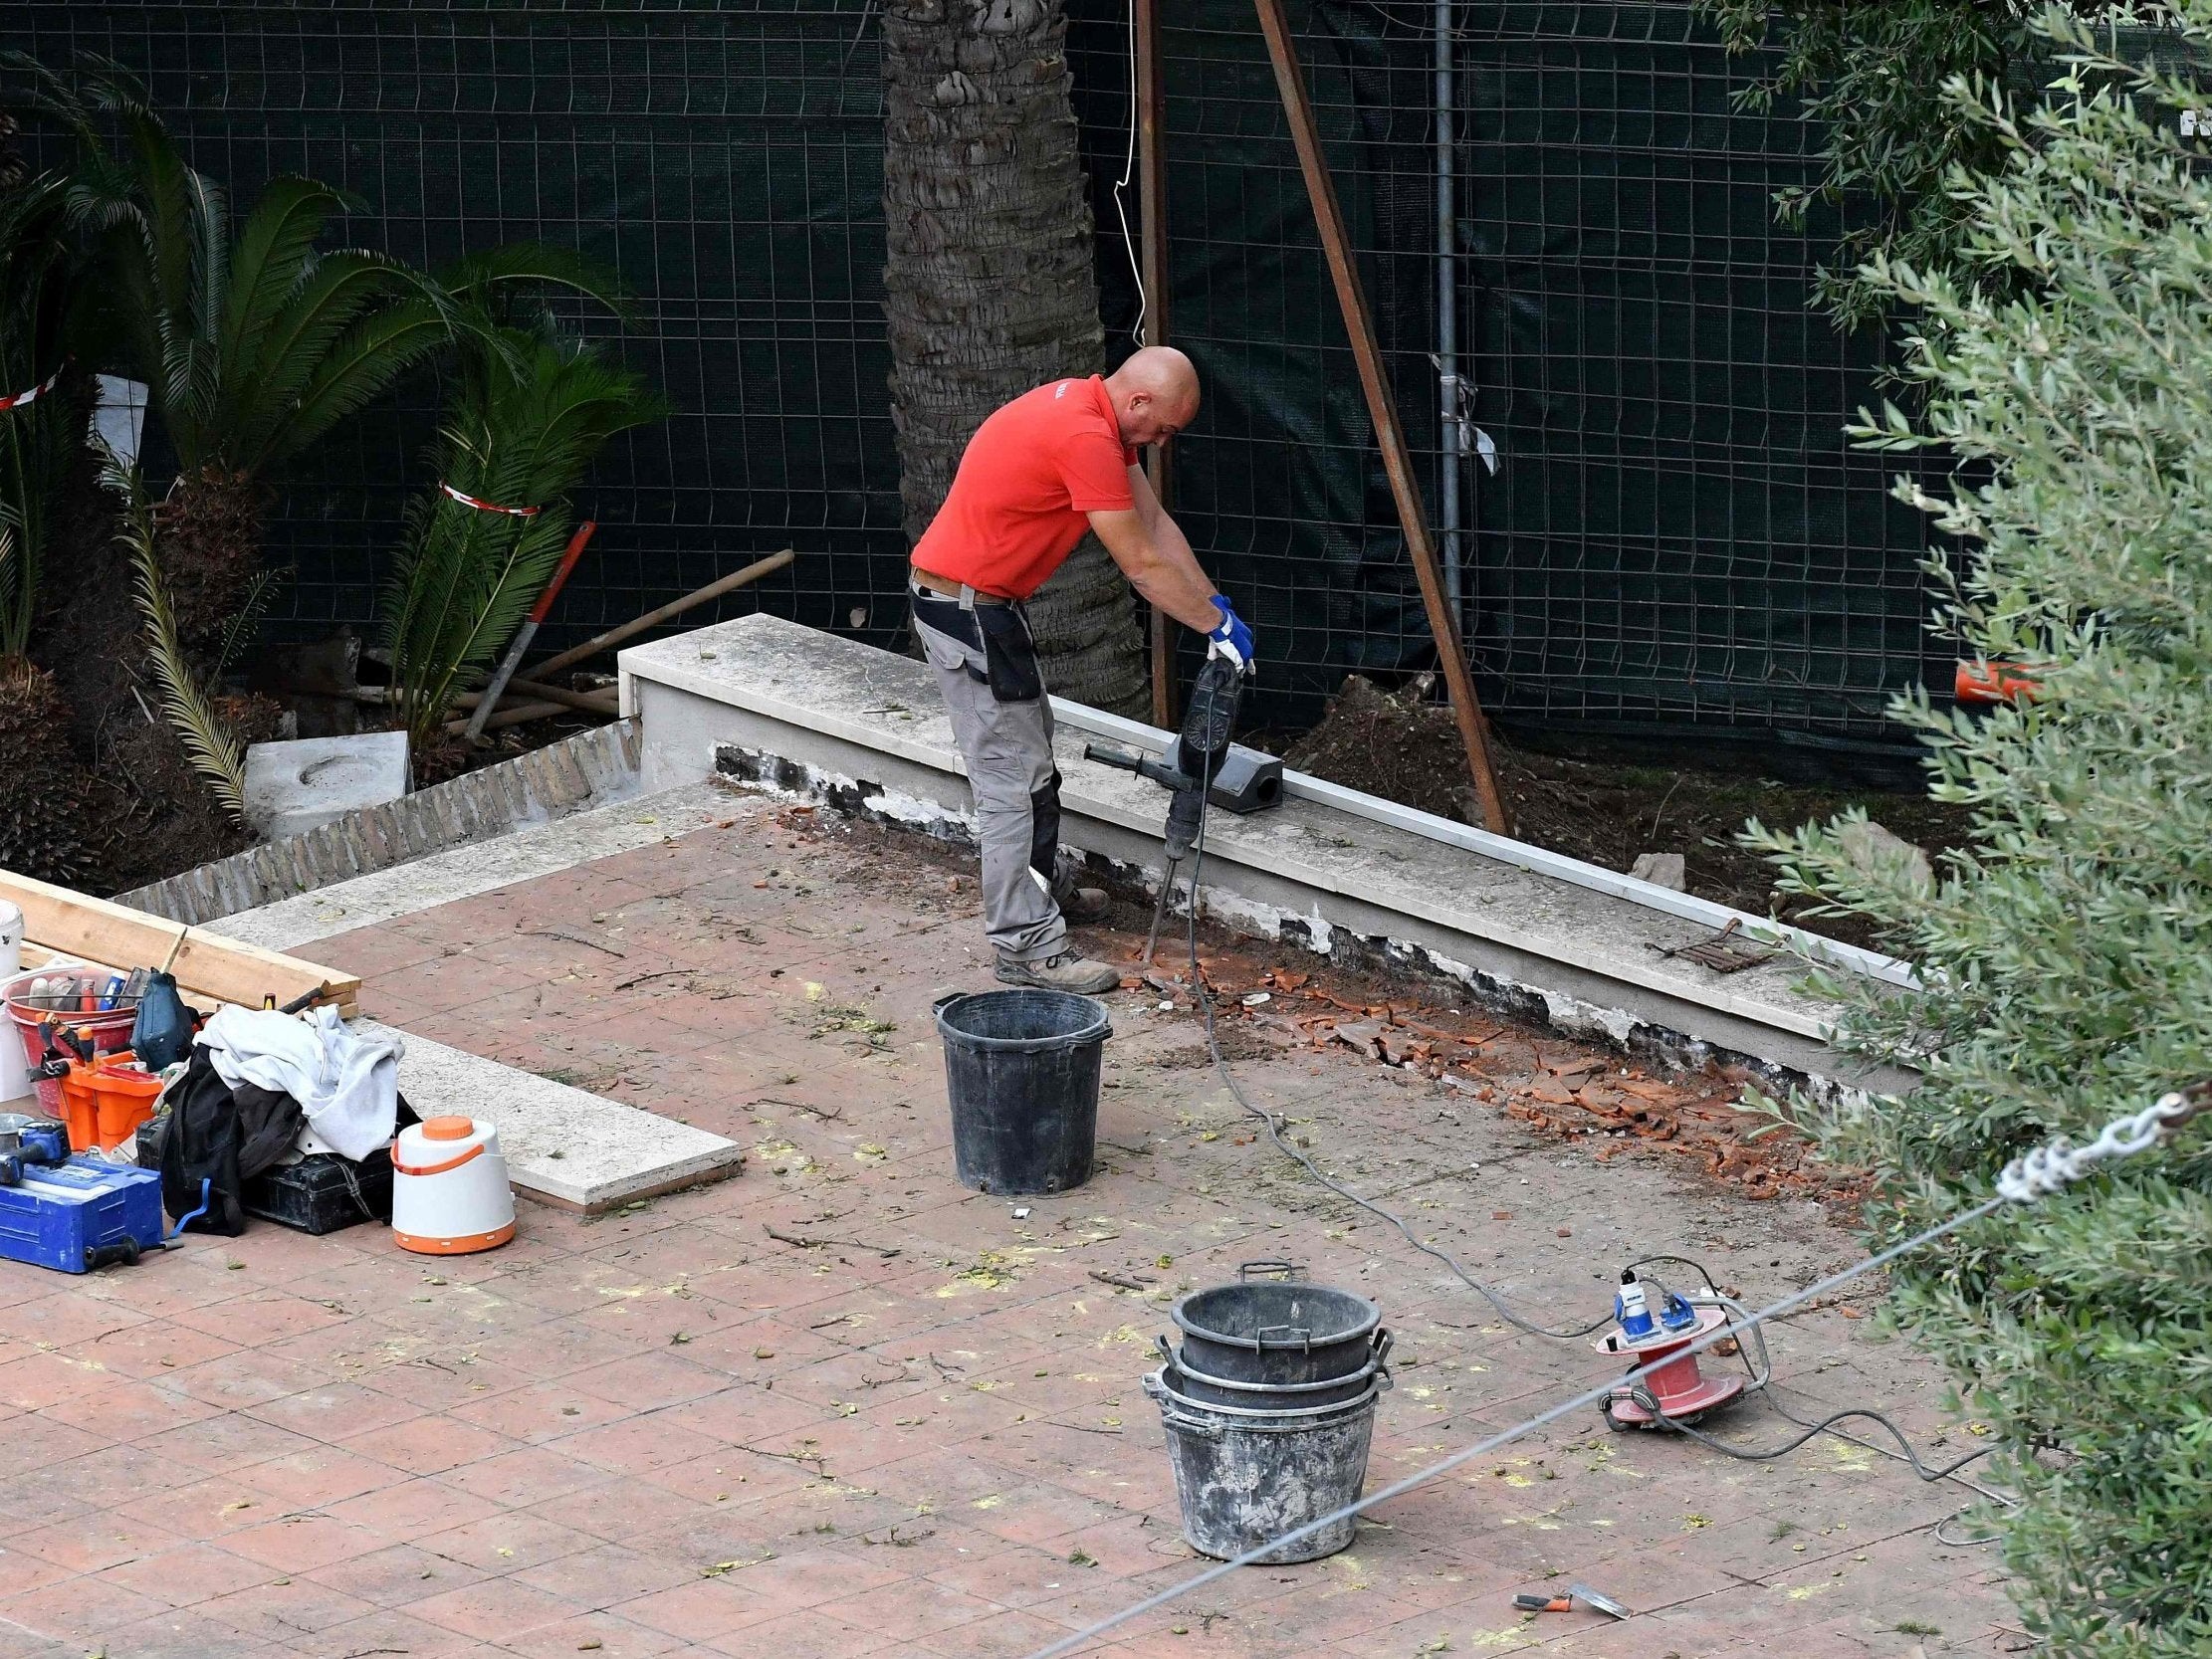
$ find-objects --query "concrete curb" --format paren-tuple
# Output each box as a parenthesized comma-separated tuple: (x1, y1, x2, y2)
(621, 615, 1910, 1097)
(114, 720, 642, 925)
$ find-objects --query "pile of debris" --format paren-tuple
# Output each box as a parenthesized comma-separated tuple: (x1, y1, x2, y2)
(1125, 949, 1859, 1205)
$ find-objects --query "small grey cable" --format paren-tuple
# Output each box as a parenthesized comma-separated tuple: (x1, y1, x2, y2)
(1111, 0, 1148, 345)
(1934, 1510, 2004, 1549)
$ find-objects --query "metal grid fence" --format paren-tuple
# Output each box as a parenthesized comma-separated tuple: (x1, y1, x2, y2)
(3, 1, 1949, 746)
(1067, 1, 1949, 739)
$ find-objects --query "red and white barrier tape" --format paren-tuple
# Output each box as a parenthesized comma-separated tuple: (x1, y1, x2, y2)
(0, 366, 64, 414)
(439, 481, 542, 518)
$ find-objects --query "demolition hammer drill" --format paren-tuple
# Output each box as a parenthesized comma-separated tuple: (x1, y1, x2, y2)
(1084, 654, 1280, 964)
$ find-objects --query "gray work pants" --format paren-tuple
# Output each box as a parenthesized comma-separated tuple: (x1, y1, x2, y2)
(914, 605, 1070, 963)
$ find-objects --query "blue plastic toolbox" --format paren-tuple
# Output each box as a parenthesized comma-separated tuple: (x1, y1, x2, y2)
(0, 1156, 164, 1273)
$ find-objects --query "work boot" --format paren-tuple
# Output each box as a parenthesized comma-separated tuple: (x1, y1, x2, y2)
(995, 949, 1122, 995)
(1058, 886, 1110, 925)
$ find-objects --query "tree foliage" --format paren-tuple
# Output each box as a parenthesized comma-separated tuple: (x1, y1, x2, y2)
(1697, 0, 2101, 328)
(382, 319, 658, 756)
(109, 460, 247, 823)
(1743, 9, 2212, 1651)
(7, 56, 623, 485)
(0, 168, 77, 661)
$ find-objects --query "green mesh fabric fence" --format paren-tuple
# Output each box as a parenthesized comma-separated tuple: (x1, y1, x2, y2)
(1068, 1, 1950, 742)
(3, 1, 1948, 748)
(4, 1, 895, 652)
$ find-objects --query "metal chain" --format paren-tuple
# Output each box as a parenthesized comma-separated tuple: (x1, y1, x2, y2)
(1997, 1082, 2209, 1202)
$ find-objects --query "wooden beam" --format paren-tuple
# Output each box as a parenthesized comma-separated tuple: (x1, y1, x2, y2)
(524, 547, 794, 684)
(0, 871, 359, 1015)
(1137, 0, 1180, 729)
(439, 700, 571, 738)
(1250, 0, 1511, 836)
(450, 679, 618, 719)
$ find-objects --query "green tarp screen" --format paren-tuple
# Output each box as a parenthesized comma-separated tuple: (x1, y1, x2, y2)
(4, 1, 1948, 747)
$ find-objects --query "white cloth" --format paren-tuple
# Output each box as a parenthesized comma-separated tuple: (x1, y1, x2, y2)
(198, 1004, 404, 1161)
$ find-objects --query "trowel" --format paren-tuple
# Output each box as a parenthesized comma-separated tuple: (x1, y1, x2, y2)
(1513, 1582, 1631, 1620)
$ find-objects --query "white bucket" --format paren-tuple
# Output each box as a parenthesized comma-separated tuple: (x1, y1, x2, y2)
(390, 1116, 516, 1255)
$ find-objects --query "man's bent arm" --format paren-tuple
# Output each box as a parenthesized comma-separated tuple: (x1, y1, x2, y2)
(1090, 472, 1220, 634)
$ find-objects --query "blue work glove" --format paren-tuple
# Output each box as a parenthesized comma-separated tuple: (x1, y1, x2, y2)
(1207, 596, 1254, 671)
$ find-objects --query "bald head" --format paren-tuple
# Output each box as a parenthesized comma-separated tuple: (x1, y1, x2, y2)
(1102, 346, 1200, 449)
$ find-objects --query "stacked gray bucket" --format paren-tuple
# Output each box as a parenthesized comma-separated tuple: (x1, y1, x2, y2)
(1145, 1264, 1390, 1563)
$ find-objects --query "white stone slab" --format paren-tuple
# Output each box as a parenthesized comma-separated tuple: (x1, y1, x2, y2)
(244, 731, 411, 841)
(217, 782, 736, 950)
(622, 616, 1849, 1032)
(365, 1022, 743, 1211)
(211, 784, 749, 1212)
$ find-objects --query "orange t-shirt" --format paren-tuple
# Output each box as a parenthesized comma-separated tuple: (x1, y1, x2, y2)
(912, 375, 1138, 600)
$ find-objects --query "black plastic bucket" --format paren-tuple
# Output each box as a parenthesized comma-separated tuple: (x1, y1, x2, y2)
(935, 989, 1111, 1195)
(1172, 1272, 1383, 1386)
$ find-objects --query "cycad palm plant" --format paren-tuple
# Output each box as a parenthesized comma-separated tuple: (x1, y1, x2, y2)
(8, 54, 618, 646)
(383, 322, 658, 756)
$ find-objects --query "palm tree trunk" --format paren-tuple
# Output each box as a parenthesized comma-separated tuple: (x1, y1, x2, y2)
(881, 0, 1147, 716)
(155, 464, 265, 654)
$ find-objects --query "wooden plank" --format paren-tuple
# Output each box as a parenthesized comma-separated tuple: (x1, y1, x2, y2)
(0, 871, 358, 1015)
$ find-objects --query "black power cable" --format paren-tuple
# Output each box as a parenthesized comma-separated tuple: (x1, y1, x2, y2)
(1177, 670, 1612, 1341)
(1621, 1385, 1998, 1485)
(1166, 669, 2011, 1516)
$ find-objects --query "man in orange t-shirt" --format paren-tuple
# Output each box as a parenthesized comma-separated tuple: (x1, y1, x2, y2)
(910, 346, 1253, 993)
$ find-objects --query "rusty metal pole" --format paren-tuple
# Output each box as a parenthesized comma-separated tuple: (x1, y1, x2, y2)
(1137, 0, 1179, 728)
(1250, 0, 1510, 835)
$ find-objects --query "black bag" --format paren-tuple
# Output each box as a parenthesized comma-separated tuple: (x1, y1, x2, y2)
(151, 1047, 307, 1235)
(973, 602, 1043, 703)
(911, 591, 1044, 703)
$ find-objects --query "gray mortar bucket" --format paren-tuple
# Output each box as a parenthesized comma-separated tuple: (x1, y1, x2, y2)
(1156, 1331, 1394, 1410)
(1143, 1368, 1380, 1563)
(1171, 1265, 1382, 1386)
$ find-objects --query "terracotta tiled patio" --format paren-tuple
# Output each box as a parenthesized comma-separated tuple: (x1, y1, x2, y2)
(0, 792, 2015, 1658)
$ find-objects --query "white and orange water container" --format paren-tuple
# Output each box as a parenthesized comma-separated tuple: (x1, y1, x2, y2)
(390, 1116, 516, 1254)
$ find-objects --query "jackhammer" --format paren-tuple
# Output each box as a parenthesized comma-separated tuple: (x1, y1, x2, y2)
(1083, 655, 1283, 964)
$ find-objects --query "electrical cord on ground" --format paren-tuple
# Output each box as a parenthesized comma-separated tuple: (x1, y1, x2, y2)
(1762, 1382, 2018, 1508)
(1623, 1385, 1998, 1485)
(1025, 1180, 2032, 1659)
(1935, 1510, 2006, 1548)
(1176, 673, 1613, 1340)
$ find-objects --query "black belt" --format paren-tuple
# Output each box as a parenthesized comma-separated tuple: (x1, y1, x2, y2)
(910, 572, 1012, 605)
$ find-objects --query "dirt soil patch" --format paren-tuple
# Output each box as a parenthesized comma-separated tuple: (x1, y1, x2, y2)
(1277, 675, 1974, 950)
(772, 805, 1859, 1207)
(1111, 934, 1859, 1211)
